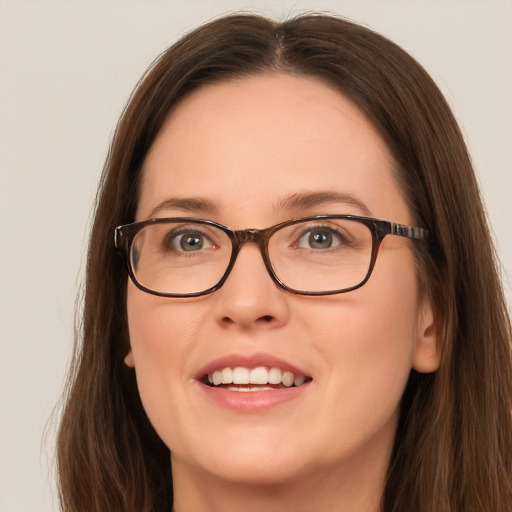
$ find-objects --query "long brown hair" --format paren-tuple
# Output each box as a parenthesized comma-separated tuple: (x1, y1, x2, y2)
(57, 13, 512, 512)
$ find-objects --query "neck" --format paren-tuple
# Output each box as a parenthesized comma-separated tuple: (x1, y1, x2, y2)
(171, 452, 387, 512)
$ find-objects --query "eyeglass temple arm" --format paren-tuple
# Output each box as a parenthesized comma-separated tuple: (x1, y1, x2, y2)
(389, 222, 429, 240)
(114, 225, 128, 251)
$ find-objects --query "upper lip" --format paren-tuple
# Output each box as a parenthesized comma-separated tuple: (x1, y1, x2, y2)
(195, 352, 311, 380)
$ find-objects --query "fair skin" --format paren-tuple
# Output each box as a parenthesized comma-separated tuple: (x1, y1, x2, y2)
(125, 73, 440, 512)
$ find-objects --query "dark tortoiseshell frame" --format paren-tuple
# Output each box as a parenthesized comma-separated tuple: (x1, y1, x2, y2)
(114, 215, 429, 297)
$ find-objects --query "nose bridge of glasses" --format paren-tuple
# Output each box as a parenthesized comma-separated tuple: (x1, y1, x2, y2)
(230, 228, 272, 268)
(233, 228, 264, 245)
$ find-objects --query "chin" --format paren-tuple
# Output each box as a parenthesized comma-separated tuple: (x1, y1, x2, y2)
(200, 455, 308, 487)
(171, 431, 313, 486)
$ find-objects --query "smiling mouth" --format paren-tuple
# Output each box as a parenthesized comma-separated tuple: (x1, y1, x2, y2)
(202, 366, 312, 391)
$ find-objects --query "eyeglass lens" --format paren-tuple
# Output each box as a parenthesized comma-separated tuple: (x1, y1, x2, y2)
(129, 218, 374, 295)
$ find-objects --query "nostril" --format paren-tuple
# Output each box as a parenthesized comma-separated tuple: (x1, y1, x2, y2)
(220, 314, 277, 328)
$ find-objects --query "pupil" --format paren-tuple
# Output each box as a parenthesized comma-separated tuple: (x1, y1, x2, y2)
(181, 235, 203, 251)
(310, 231, 332, 249)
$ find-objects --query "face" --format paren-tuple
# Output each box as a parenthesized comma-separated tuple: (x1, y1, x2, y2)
(125, 74, 439, 489)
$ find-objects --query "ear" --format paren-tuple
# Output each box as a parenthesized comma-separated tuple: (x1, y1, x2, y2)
(412, 296, 441, 373)
(124, 350, 135, 368)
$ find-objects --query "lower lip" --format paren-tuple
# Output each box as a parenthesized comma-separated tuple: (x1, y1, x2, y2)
(198, 382, 311, 412)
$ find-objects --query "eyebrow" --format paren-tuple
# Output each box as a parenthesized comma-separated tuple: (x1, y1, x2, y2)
(277, 191, 372, 216)
(148, 191, 372, 219)
(149, 197, 219, 217)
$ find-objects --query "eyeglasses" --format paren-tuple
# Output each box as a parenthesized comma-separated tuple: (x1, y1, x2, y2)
(114, 215, 429, 297)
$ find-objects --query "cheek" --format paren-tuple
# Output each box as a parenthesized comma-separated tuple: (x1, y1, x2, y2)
(127, 299, 191, 377)
(300, 255, 420, 438)
(126, 284, 206, 442)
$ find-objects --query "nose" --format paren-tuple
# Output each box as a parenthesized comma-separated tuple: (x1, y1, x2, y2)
(212, 243, 290, 330)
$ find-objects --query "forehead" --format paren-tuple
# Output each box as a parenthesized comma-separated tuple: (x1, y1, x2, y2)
(138, 73, 410, 226)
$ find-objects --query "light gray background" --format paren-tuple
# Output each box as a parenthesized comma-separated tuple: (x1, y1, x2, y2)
(1, 1, 510, 511)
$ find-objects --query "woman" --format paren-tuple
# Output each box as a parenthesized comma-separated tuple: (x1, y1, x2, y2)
(57, 13, 512, 512)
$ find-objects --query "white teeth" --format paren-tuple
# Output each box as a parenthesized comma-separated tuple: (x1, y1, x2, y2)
(282, 371, 294, 387)
(268, 367, 282, 384)
(205, 366, 309, 388)
(250, 367, 268, 384)
(226, 386, 274, 392)
(294, 375, 306, 387)
(221, 367, 233, 384)
(213, 371, 222, 386)
(232, 367, 250, 384)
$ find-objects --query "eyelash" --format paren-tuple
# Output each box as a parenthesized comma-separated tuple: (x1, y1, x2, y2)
(163, 229, 215, 253)
(291, 224, 351, 249)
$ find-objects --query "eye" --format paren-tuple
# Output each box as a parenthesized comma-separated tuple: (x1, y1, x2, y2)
(296, 226, 345, 250)
(165, 230, 214, 252)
